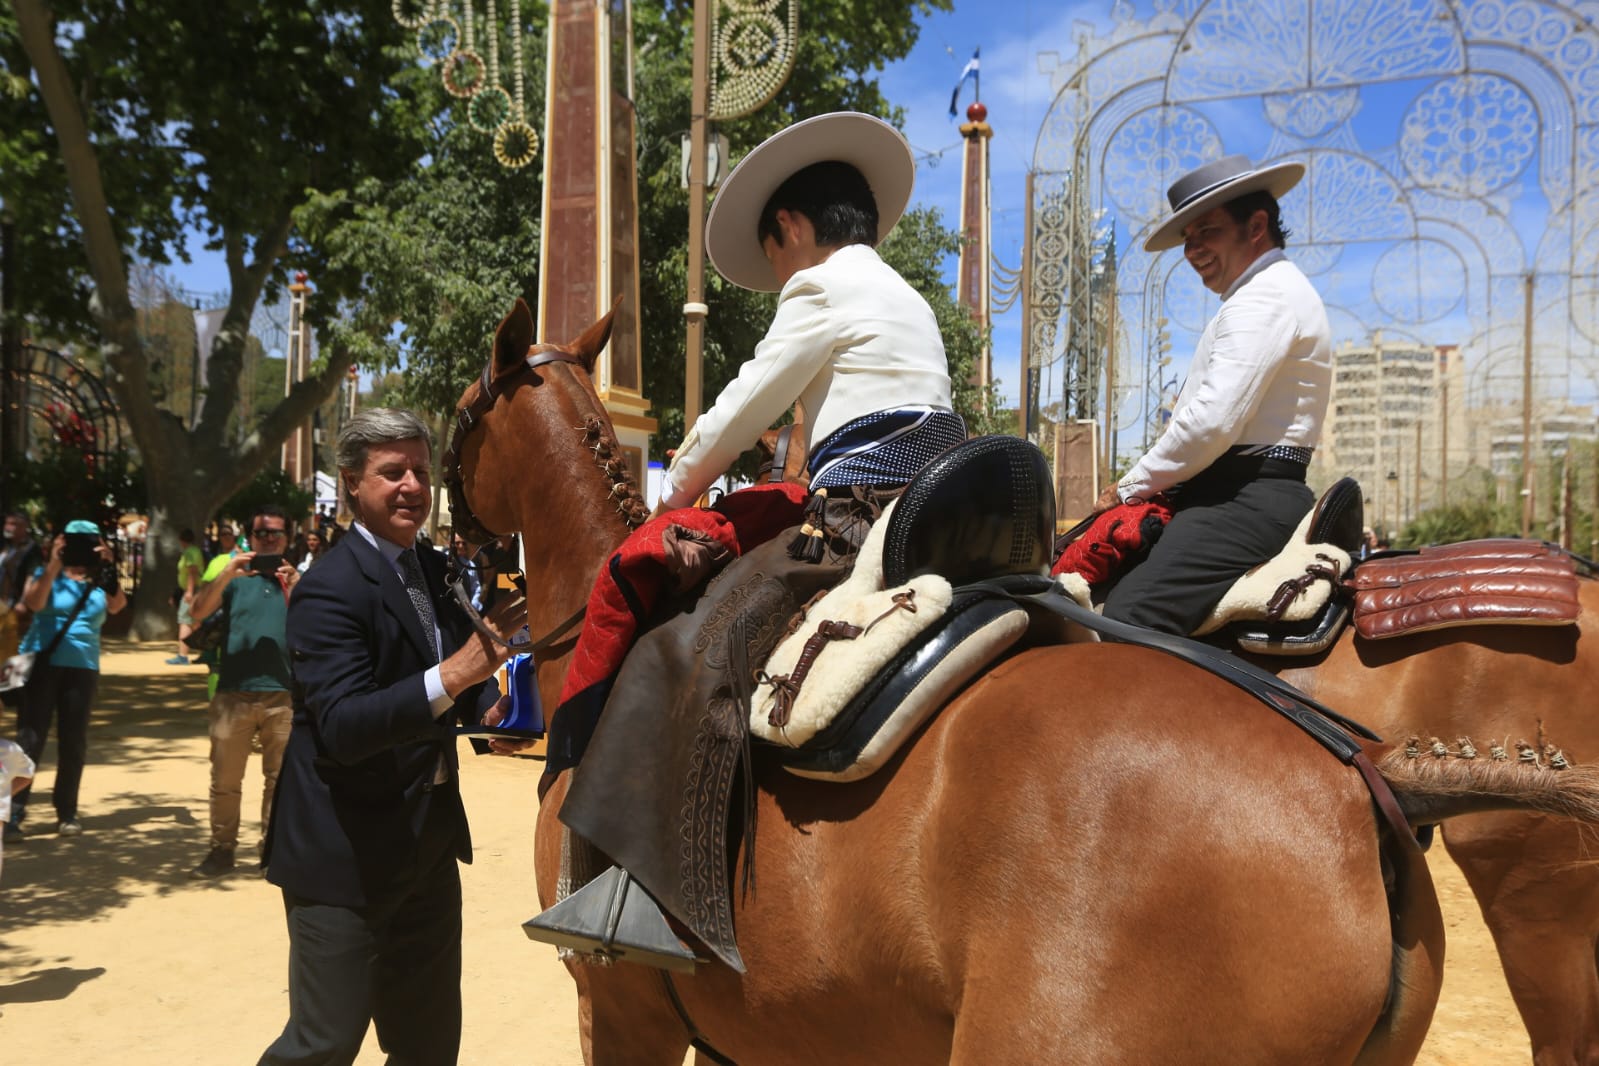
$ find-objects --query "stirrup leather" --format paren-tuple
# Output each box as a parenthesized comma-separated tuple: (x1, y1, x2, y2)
(522, 865, 701, 973)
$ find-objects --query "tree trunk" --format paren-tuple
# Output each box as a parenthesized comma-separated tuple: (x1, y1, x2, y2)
(126, 478, 210, 642)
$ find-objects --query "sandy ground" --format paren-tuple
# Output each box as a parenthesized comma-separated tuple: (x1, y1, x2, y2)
(0, 639, 1534, 1064)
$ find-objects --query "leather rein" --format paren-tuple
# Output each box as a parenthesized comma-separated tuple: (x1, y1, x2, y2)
(440, 347, 592, 655)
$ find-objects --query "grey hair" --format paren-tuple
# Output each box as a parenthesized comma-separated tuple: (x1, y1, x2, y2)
(336, 408, 434, 507)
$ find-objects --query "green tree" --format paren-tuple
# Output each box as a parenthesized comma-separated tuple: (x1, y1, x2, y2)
(4, 0, 435, 637)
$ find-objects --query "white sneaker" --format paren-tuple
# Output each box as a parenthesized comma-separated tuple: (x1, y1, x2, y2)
(57, 820, 82, 837)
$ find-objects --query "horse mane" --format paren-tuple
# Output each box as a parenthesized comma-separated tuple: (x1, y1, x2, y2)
(573, 410, 650, 529)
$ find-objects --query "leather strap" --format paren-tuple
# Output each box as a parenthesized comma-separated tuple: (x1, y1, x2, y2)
(660, 971, 738, 1065)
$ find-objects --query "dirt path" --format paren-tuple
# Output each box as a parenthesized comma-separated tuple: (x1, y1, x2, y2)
(0, 640, 1530, 1063)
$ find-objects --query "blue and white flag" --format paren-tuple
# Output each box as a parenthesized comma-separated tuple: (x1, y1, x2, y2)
(948, 47, 980, 118)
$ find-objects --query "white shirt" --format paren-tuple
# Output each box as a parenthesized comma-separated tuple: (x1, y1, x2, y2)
(1118, 251, 1331, 501)
(662, 243, 953, 508)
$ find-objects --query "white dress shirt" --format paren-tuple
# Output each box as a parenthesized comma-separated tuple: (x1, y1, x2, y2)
(1118, 250, 1331, 501)
(662, 243, 953, 508)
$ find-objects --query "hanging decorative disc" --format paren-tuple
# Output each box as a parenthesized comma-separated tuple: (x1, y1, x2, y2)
(417, 16, 460, 64)
(710, 0, 799, 121)
(493, 119, 540, 170)
(442, 50, 486, 97)
(392, 0, 432, 30)
(468, 85, 513, 133)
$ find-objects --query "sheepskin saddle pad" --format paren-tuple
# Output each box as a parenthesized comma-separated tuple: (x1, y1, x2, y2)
(1194, 476, 1365, 656)
(750, 435, 1057, 782)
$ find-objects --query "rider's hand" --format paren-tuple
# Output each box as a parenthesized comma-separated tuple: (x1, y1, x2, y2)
(1091, 484, 1122, 515)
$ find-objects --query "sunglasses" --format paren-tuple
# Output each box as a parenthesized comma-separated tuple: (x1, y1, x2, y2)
(252, 527, 288, 538)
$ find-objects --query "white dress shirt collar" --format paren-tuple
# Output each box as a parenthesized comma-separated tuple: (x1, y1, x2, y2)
(1223, 247, 1287, 301)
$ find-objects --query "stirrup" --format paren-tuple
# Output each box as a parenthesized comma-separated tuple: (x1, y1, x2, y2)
(522, 865, 701, 973)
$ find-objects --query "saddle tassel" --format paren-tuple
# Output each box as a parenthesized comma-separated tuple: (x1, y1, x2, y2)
(786, 488, 829, 563)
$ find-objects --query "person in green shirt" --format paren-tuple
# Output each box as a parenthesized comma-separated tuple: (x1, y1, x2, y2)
(169, 527, 205, 665)
(195, 524, 243, 698)
(187, 506, 299, 878)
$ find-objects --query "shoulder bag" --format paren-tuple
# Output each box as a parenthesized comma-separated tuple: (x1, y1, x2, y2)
(0, 579, 96, 693)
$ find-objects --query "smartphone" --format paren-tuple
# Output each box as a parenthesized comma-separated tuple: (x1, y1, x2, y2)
(63, 532, 101, 568)
(251, 553, 284, 575)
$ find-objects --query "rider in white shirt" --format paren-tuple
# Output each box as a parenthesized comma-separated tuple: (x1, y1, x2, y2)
(1094, 155, 1332, 634)
(660, 112, 963, 513)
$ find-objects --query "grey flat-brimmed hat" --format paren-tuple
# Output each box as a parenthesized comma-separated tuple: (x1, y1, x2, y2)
(705, 112, 915, 292)
(1143, 154, 1305, 253)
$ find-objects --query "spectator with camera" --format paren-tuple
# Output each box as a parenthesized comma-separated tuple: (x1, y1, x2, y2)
(7, 519, 127, 841)
(187, 504, 299, 878)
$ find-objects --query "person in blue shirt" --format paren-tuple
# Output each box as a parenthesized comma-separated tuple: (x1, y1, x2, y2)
(9, 519, 127, 840)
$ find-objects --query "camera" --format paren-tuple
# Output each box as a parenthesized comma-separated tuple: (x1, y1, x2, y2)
(251, 553, 284, 575)
(63, 531, 102, 568)
(96, 562, 121, 595)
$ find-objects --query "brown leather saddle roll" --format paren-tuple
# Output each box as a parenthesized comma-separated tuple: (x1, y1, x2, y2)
(1352, 539, 1580, 640)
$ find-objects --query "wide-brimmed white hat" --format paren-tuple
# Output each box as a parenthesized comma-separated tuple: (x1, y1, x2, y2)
(1143, 154, 1306, 252)
(705, 112, 915, 292)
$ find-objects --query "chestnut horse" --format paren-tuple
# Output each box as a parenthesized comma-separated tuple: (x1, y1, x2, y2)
(1266, 610, 1599, 1065)
(452, 301, 1599, 1065)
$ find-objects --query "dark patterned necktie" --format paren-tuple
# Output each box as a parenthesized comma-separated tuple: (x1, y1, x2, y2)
(397, 548, 440, 663)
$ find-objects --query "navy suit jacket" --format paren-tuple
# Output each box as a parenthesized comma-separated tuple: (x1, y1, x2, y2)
(263, 530, 498, 907)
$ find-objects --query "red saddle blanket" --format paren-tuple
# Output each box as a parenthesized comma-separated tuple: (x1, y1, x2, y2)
(557, 482, 809, 708)
(1351, 539, 1580, 640)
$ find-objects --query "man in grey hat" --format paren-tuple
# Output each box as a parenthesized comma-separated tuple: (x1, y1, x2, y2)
(1091, 154, 1332, 634)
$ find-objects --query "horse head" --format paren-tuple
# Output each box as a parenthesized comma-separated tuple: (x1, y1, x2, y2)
(444, 297, 647, 714)
(445, 296, 647, 546)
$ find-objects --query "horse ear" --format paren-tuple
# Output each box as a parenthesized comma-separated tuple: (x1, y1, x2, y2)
(567, 295, 622, 374)
(493, 299, 536, 378)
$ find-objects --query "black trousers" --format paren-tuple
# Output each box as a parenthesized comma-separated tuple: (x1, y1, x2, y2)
(12, 663, 97, 824)
(1103, 457, 1313, 636)
(258, 787, 464, 1066)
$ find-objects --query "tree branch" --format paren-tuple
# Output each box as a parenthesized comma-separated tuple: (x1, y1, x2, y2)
(221, 342, 358, 500)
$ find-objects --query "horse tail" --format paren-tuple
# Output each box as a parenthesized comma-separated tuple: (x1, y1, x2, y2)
(1376, 734, 1599, 826)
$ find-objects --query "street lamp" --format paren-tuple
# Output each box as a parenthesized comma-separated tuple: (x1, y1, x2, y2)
(1386, 470, 1399, 541)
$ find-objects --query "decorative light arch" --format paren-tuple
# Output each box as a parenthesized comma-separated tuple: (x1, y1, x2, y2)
(1022, 0, 1599, 461)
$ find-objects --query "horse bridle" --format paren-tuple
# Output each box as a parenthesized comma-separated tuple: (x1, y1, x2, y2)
(440, 346, 592, 655)
(442, 347, 586, 546)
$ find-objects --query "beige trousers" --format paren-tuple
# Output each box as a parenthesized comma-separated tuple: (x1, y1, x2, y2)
(206, 689, 292, 854)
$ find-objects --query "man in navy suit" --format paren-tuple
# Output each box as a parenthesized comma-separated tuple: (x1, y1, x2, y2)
(259, 408, 527, 1066)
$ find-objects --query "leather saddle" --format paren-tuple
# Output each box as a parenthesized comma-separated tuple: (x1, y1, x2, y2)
(767, 435, 1055, 780)
(1213, 476, 1365, 655)
(884, 434, 1056, 587)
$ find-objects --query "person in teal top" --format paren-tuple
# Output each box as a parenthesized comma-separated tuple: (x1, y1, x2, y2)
(186, 504, 299, 878)
(10, 519, 127, 839)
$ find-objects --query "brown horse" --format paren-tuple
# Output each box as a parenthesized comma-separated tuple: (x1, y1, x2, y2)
(453, 300, 1599, 1065)
(1266, 612, 1599, 1066)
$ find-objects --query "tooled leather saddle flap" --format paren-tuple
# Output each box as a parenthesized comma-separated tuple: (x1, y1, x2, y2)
(1352, 539, 1580, 640)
